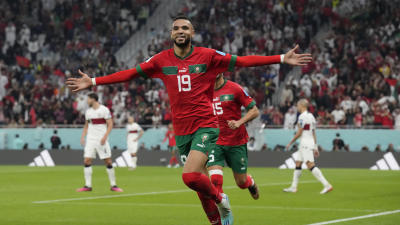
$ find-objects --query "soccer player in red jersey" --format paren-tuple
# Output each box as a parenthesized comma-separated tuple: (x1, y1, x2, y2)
(163, 123, 180, 168)
(208, 73, 260, 200)
(67, 15, 312, 225)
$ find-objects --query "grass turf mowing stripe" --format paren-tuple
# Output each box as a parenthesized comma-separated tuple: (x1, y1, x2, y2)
(307, 209, 400, 225)
(55, 202, 383, 212)
(33, 180, 318, 203)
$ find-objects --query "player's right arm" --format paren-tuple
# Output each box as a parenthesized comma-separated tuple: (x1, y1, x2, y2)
(162, 131, 168, 143)
(81, 121, 88, 146)
(312, 129, 319, 157)
(286, 126, 303, 151)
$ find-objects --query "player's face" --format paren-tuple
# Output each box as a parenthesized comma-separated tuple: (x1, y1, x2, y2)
(128, 117, 134, 124)
(87, 97, 94, 107)
(171, 19, 194, 47)
(168, 123, 173, 130)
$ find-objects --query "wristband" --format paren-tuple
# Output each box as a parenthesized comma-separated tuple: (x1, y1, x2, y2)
(92, 78, 97, 86)
(280, 54, 285, 63)
(314, 143, 318, 150)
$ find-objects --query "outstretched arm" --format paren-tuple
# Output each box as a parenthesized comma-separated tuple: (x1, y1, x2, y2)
(236, 45, 312, 67)
(67, 69, 140, 92)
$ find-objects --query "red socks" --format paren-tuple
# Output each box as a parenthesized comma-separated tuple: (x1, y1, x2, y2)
(182, 172, 222, 203)
(197, 192, 222, 225)
(169, 156, 178, 165)
(210, 174, 224, 193)
(238, 175, 254, 189)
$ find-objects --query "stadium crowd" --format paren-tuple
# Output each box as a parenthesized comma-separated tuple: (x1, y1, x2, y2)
(1, 0, 400, 131)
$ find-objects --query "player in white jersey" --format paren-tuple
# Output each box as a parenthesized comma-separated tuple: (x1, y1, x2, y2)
(77, 93, 123, 192)
(284, 99, 333, 194)
(126, 116, 143, 170)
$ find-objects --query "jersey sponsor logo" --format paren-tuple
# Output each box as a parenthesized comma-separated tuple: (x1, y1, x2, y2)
(241, 167, 246, 170)
(179, 68, 187, 73)
(243, 89, 250, 97)
(197, 143, 205, 148)
(216, 50, 226, 56)
(201, 133, 209, 142)
(213, 97, 219, 101)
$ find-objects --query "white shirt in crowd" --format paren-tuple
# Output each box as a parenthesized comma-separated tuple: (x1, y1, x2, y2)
(28, 40, 40, 53)
(85, 105, 112, 141)
(152, 114, 162, 124)
(5, 24, 16, 46)
(127, 122, 142, 141)
(298, 111, 316, 146)
(331, 109, 345, 123)
(284, 111, 297, 129)
(145, 90, 159, 103)
(358, 100, 369, 115)
(340, 99, 354, 111)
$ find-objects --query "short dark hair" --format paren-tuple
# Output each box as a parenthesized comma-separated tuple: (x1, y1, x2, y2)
(54, 130, 57, 134)
(336, 133, 340, 137)
(87, 93, 98, 101)
(173, 15, 194, 29)
(15, 134, 19, 138)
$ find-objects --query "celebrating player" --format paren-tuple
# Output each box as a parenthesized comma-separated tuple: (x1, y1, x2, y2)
(126, 116, 144, 170)
(208, 73, 260, 200)
(163, 123, 180, 168)
(77, 93, 123, 192)
(67, 15, 312, 224)
(284, 99, 333, 194)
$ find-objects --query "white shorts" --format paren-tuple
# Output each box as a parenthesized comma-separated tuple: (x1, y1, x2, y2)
(295, 144, 314, 163)
(84, 140, 111, 159)
(127, 141, 139, 154)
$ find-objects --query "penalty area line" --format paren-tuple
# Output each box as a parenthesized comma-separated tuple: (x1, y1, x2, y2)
(307, 209, 400, 225)
(32, 180, 317, 204)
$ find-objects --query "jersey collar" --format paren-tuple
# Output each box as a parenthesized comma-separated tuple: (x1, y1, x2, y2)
(214, 78, 227, 91)
(174, 45, 194, 60)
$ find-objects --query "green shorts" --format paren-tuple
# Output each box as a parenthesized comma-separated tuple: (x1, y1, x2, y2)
(207, 144, 248, 173)
(168, 146, 177, 152)
(175, 127, 220, 164)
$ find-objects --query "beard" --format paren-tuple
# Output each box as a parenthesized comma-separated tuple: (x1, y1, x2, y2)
(173, 35, 191, 48)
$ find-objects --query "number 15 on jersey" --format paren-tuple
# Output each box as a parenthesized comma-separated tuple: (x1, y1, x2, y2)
(213, 102, 223, 115)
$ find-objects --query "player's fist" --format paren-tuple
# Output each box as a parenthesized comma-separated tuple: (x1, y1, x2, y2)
(227, 120, 241, 130)
(80, 138, 85, 147)
(100, 137, 107, 145)
(66, 70, 93, 92)
(314, 149, 320, 158)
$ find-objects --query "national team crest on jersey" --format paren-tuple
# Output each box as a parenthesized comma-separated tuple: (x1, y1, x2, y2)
(201, 133, 209, 143)
(220, 94, 234, 103)
(241, 158, 245, 165)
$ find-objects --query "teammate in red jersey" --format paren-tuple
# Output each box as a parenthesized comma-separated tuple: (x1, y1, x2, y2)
(208, 73, 260, 200)
(67, 15, 312, 225)
(163, 123, 180, 168)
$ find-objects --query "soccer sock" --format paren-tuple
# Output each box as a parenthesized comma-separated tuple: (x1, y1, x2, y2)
(209, 169, 224, 193)
(238, 175, 254, 189)
(291, 167, 302, 188)
(106, 165, 116, 186)
(169, 157, 175, 166)
(310, 166, 329, 187)
(197, 192, 222, 225)
(182, 172, 223, 204)
(84, 165, 92, 188)
(172, 157, 179, 165)
(131, 156, 137, 168)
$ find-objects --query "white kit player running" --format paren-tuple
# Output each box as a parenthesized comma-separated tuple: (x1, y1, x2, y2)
(126, 116, 143, 170)
(284, 99, 333, 194)
(77, 93, 123, 192)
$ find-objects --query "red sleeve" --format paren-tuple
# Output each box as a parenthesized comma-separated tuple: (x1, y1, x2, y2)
(135, 54, 161, 80)
(235, 55, 281, 67)
(236, 85, 256, 111)
(96, 68, 140, 85)
(209, 50, 237, 73)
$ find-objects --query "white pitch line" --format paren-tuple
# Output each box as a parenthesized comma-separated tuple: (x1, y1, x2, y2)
(308, 209, 400, 225)
(33, 180, 317, 204)
(55, 202, 382, 213)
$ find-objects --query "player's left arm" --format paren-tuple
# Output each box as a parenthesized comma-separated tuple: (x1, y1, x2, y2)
(134, 126, 144, 142)
(312, 129, 320, 157)
(286, 126, 303, 151)
(101, 118, 113, 145)
(228, 105, 259, 130)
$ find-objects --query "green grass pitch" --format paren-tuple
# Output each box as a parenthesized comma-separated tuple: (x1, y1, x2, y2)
(1, 166, 399, 225)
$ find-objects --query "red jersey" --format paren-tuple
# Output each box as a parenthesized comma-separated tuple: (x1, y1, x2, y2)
(164, 130, 176, 147)
(213, 79, 255, 146)
(136, 45, 236, 135)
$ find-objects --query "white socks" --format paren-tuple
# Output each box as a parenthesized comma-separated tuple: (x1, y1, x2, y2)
(131, 156, 137, 168)
(311, 167, 329, 187)
(291, 168, 302, 188)
(84, 166, 92, 188)
(107, 167, 116, 186)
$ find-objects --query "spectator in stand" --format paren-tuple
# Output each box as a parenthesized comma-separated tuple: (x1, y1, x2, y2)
(13, 134, 24, 150)
(331, 105, 346, 125)
(281, 85, 293, 104)
(50, 130, 61, 150)
(332, 133, 349, 152)
(152, 110, 162, 127)
(340, 96, 354, 112)
(353, 108, 364, 128)
(283, 108, 296, 129)
(247, 137, 256, 151)
(375, 144, 382, 152)
(265, 78, 276, 106)
(386, 143, 395, 152)
(382, 108, 394, 129)
(394, 109, 400, 130)
(271, 108, 283, 126)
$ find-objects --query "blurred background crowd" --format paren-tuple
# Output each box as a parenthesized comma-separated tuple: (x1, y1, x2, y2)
(1, 0, 400, 131)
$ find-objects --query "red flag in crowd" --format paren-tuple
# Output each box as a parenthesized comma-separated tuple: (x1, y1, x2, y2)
(15, 56, 30, 68)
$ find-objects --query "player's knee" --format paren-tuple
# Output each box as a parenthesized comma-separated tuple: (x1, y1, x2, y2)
(182, 172, 201, 189)
(84, 158, 92, 165)
(235, 178, 247, 187)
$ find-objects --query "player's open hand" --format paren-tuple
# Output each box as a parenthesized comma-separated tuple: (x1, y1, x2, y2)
(80, 138, 85, 147)
(66, 70, 92, 92)
(284, 45, 313, 66)
(314, 149, 320, 158)
(227, 120, 241, 130)
(100, 137, 107, 145)
(134, 138, 139, 142)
